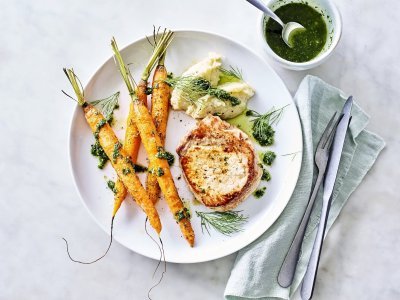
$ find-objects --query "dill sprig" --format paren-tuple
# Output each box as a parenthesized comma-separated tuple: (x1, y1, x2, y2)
(63, 68, 120, 120)
(246, 104, 289, 146)
(63, 69, 120, 170)
(196, 210, 248, 236)
(165, 76, 241, 106)
(282, 151, 302, 161)
(219, 66, 243, 82)
(166, 76, 209, 99)
(89, 92, 120, 121)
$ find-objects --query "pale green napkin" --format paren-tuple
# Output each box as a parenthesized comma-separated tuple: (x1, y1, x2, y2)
(224, 75, 385, 300)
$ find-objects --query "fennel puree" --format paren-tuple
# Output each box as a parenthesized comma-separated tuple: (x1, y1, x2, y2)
(170, 53, 254, 119)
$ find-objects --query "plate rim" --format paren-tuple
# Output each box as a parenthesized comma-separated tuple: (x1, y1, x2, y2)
(68, 29, 303, 263)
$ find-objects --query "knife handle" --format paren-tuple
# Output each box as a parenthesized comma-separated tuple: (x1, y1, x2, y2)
(300, 195, 332, 300)
(278, 172, 324, 287)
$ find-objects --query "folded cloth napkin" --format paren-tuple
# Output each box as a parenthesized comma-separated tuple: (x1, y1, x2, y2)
(224, 75, 385, 300)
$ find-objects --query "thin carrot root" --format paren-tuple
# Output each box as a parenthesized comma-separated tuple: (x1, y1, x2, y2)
(145, 218, 167, 300)
(62, 216, 114, 264)
(63, 68, 162, 263)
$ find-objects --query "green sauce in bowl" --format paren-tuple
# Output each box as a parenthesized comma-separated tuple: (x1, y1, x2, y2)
(264, 3, 327, 63)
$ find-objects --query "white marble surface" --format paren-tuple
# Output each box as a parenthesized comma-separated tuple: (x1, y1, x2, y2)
(1, 0, 399, 299)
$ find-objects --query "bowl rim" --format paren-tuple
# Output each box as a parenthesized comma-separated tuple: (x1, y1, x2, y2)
(258, 0, 342, 68)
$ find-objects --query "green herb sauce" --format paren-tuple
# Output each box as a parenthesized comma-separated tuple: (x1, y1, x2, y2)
(150, 167, 165, 177)
(122, 168, 131, 175)
(91, 140, 109, 169)
(112, 142, 122, 162)
(157, 167, 164, 177)
(155, 147, 175, 166)
(122, 156, 147, 173)
(264, 3, 327, 62)
(175, 207, 191, 222)
(94, 119, 107, 139)
(107, 180, 118, 194)
(262, 151, 276, 166)
(227, 110, 254, 138)
(209, 88, 240, 106)
(218, 66, 243, 85)
(88, 93, 120, 170)
(133, 163, 147, 173)
(260, 165, 271, 181)
(253, 124, 274, 146)
(254, 187, 267, 198)
(245, 110, 277, 146)
(91, 119, 109, 169)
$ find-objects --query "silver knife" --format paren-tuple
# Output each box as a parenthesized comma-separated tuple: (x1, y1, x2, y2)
(300, 96, 353, 300)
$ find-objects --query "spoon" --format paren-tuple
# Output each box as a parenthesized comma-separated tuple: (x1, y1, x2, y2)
(246, 0, 305, 47)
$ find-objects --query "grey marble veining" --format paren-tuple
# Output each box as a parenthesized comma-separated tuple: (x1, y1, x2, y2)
(0, 0, 399, 299)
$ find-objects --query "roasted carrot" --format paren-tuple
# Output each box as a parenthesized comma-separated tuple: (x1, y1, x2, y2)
(63, 68, 161, 234)
(146, 54, 171, 204)
(112, 34, 195, 247)
(112, 74, 148, 217)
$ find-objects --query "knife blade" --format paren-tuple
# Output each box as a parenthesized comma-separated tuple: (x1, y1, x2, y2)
(300, 96, 353, 300)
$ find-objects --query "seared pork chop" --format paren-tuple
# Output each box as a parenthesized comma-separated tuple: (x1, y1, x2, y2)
(177, 115, 262, 211)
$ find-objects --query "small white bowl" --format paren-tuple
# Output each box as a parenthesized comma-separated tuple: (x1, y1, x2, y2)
(259, 0, 342, 70)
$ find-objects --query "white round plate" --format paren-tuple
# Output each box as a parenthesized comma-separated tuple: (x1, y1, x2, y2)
(69, 30, 302, 263)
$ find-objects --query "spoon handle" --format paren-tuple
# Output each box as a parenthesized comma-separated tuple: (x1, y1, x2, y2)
(245, 0, 284, 27)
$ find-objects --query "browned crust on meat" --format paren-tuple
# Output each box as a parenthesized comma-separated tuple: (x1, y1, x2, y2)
(177, 115, 262, 211)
